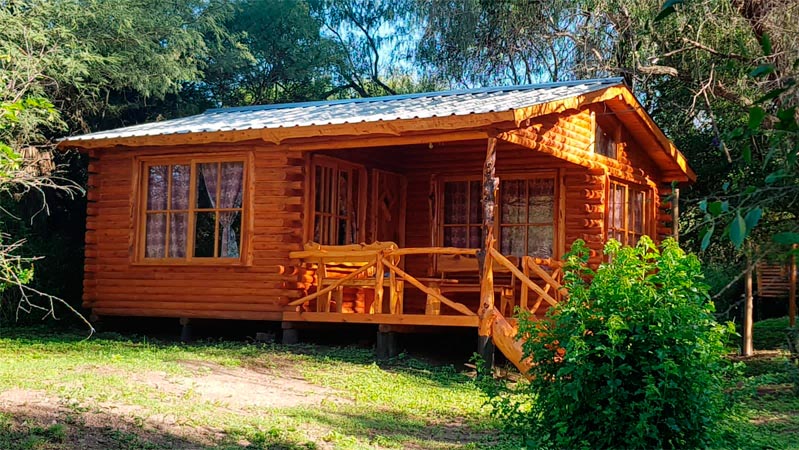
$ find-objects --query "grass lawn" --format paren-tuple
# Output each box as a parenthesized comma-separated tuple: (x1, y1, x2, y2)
(0, 327, 506, 449)
(0, 324, 797, 449)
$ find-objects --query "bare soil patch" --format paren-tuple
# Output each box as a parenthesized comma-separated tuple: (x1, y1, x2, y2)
(0, 360, 351, 449)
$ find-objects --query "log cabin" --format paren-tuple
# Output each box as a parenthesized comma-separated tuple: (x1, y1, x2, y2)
(58, 78, 695, 366)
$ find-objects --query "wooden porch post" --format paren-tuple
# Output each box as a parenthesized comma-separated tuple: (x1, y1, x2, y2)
(477, 136, 499, 371)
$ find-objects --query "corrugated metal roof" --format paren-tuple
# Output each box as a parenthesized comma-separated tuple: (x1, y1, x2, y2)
(61, 78, 624, 143)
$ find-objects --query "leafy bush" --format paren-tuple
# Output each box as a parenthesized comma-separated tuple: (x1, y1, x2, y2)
(482, 237, 736, 449)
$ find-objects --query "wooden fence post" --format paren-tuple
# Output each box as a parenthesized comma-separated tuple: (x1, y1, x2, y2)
(743, 259, 754, 356)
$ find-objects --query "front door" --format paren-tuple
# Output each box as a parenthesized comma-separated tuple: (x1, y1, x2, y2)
(370, 169, 406, 246)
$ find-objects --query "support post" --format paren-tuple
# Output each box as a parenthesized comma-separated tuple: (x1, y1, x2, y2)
(672, 186, 680, 244)
(179, 318, 192, 343)
(743, 261, 754, 356)
(790, 244, 797, 328)
(477, 136, 499, 372)
(281, 322, 300, 345)
(477, 335, 495, 374)
(376, 331, 398, 360)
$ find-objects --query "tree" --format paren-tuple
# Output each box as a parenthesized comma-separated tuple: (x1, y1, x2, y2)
(0, 0, 240, 324)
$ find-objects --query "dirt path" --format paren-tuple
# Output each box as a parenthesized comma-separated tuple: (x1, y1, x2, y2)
(0, 360, 351, 449)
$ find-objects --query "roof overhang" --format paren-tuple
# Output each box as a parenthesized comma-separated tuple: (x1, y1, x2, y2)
(57, 83, 694, 182)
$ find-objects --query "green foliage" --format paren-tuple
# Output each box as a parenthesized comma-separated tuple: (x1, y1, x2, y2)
(483, 238, 736, 449)
(696, 74, 798, 252)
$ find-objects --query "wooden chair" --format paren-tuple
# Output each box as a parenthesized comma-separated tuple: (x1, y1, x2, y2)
(434, 253, 518, 316)
(302, 241, 401, 313)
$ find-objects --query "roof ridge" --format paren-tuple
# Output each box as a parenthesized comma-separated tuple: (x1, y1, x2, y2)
(203, 77, 625, 115)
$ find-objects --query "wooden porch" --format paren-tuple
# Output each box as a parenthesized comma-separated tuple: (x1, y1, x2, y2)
(284, 241, 566, 328)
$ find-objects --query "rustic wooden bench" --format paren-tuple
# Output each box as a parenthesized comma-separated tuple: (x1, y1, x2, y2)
(434, 253, 518, 316)
(299, 241, 401, 313)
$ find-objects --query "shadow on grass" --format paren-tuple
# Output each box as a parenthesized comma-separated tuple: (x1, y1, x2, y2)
(1, 325, 478, 389)
(280, 405, 500, 449)
(0, 407, 317, 450)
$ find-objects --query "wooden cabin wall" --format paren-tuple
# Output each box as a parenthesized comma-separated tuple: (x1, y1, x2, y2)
(83, 105, 675, 321)
(84, 142, 305, 321)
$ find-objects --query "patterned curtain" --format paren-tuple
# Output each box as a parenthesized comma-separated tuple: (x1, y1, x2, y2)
(200, 163, 219, 207)
(169, 165, 190, 257)
(218, 162, 244, 257)
(145, 166, 167, 258)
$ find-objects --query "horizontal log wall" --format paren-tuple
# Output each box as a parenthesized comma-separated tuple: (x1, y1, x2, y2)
(84, 105, 670, 322)
(85, 143, 305, 321)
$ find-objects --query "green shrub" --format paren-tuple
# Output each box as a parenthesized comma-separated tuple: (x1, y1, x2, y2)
(482, 237, 736, 449)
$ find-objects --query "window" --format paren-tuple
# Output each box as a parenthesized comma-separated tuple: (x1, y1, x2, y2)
(439, 175, 556, 258)
(138, 157, 248, 263)
(310, 157, 365, 245)
(608, 181, 652, 246)
(441, 179, 482, 248)
(500, 177, 555, 258)
(594, 111, 619, 159)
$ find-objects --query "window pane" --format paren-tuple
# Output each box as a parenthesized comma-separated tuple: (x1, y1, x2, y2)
(314, 215, 331, 243)
(313, 216, 321, 242)
(145, 213, 166, 258)
(444, 182, 468, 225)
(444, 226, 467, 247)
(500, 226, 525, 257)
(146, 166, 168, 210)
(469, 181, 481, 224)
(469, 226, 482, 249)
(528, 226, 553, 258)
(194, 212, 216, 257)
(169, 213, 188, 258)
(528, 179, 554, 223)
(170, 165, 190, 210)
(218, 211, 241, 258)
(631, 190, 644, 234)
(501, 180, 525, 224)
(323, 167, 334, 214)
(196, 163, 218, 208)
(338, 170, 349, 216)
(613, 185, 625, 229)
(314, 166, 323, 213)
(219, 162, 244, 209)
(596, 124, 617, 158)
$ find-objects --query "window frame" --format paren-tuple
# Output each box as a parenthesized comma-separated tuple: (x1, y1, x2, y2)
(497, 173, 558, 259)
(133, 152, 254, 266)
(437, 171, 558, 258)
(304, 155, 367, 245)
(606, 179, 654, 246)
(437, 174, 484, 250)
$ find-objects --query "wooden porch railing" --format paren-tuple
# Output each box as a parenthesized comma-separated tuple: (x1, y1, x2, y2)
(287, 243, 566, 323)
(288, 244, 478, 318)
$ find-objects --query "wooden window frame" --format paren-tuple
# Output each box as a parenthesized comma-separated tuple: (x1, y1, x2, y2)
(497, 172, 558, 258)
(437, 171, 559, 257)
(132, 152, 254, 266)
(437, 175, 483, 250)
(606, 179, 654, 246)
(304, 155, 367, 245)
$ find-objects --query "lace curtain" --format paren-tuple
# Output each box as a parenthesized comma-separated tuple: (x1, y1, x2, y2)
(199, 162, 244, 257)
(144, 162, 243, 259)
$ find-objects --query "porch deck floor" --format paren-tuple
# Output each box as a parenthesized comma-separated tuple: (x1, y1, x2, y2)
(281, 311, 479, 327)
